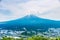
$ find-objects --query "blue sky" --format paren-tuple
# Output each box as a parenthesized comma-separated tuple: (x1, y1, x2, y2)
(0, 0, 60, 22)
(2, 0, 30, 4)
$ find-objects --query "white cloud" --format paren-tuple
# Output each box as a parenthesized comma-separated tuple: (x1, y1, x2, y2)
(20, 0, 60, 14)
(0, 0, 60, 22)
(0, 0, 28, 22)
(37, 7, 60, 20)
(18, 0, 60, 20)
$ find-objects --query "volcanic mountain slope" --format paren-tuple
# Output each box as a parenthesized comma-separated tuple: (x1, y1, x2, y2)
(0, 15, 60, 31)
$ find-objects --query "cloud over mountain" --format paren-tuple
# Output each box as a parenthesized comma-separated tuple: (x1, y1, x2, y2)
(0, 0, 60, 22)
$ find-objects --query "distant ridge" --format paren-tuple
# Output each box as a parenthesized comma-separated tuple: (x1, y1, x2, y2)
(0, 15, 60, 31)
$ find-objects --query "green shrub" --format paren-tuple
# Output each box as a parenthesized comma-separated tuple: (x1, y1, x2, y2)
(1, 35, 60, 40)
(2, 36, 15, 40)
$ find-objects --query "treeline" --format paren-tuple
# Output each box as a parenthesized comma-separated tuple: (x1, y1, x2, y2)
(1, 35, 60, 40)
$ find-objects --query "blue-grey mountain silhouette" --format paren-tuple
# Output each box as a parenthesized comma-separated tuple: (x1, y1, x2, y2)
(0, 15, 60, 32)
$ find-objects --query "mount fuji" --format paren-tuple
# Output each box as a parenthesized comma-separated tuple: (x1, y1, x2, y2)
(0, 15, 60, 31)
